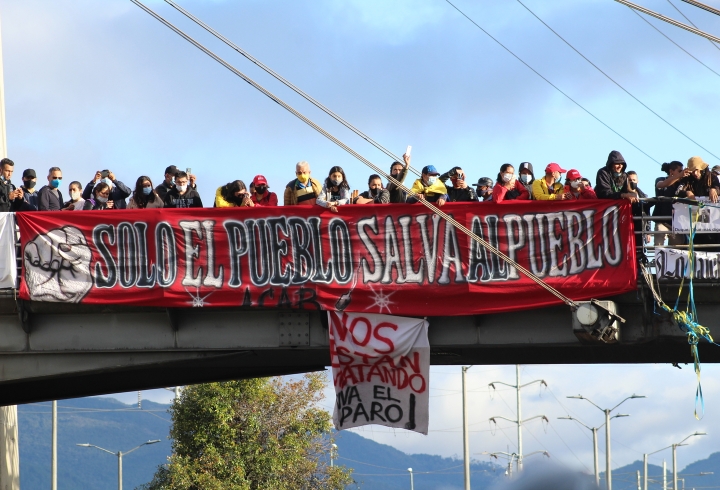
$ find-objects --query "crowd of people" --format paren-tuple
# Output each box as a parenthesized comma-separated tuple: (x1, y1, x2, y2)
(0, 150, 717, 247)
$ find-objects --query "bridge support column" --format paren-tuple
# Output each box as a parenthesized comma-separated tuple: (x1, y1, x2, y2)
(0, 405, 19, 490)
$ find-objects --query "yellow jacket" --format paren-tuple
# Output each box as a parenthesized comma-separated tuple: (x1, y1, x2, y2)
(215, 186, 236, 208)
(532, 178, 564, 200)
(410, 178, 448, 197)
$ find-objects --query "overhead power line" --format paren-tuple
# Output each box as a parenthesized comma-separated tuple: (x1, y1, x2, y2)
(613, 0, 720, 44)
(443, 0, 659, 164)
(667, 0, 720, 52)
(681, 0, 720, 18)
(515, 0, 719, 160)
(162, 0, 422, 177)
(629, 8, 720, 77)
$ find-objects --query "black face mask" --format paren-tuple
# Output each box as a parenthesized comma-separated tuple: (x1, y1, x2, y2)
(255, 186, 267, 195)
(370, 188, 380, 196)
(23, 180, 36, 189)
(629, 181, 638, 191)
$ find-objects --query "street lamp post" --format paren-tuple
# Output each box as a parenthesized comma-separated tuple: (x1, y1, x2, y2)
(643, 432, 706, 490)
(567, 394, 645, 490)
(77, 440, 161, 490)
(490, 450, 549, 478)
(408, 467, 414, 490)
(462, 365, 472, 490)
(330, 443, 337, 468)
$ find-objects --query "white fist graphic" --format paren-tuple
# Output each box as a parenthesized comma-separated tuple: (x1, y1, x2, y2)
(24, 226, 93, 303)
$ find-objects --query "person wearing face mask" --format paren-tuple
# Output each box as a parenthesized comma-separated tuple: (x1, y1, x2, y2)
(653, 161, 685, 247)
(409, 165, 448, 206)
(215, 180, 254, 208)
(61, 181, 86, 211)
(129, 176, 164, 209)
(595, 150, 638, 203)
(492, 164, 529, 203)
(677, 156, 720, 249)
(439, 166, 478, 202)
(532, 163, 570, 201)
(38, 167, 64, 211)
(284, 161, 323, 206)
(19, 168, 39, 211)
(563, 170, 597, 200)
(317, 166, 351, 213)
(83, 182, 114, 210)
(472, 177, 494, 202)
(165, 171, 204, 208)
(82, 170, 132, 209)
(517, 162, 535, 198)
(250, 175, 278, 206)
(354, 175, 390, 204)
(387, 153, 411, 203)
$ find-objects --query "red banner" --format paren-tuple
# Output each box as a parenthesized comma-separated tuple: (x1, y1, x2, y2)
(16, 201, 637, 315)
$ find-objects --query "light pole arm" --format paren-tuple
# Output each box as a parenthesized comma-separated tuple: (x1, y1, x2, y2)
(519, 380, 547, 389)
(77, 444, 116, 456)
(489, 416, 518, 425)
(647, 445, 672, 457)
(123, 440, 161, 456)
(567, 395, 605, 412)
(520, 415, 548, 424)
(610, 394, 645, 412)
(489, 381, 517, 389)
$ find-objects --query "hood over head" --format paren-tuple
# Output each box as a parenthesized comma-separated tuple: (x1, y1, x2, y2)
(605, 150, 627, 173)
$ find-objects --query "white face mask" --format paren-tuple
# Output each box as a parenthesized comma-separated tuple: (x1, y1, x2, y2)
(426, 176, 438, 185)
(70, 191, 81, 201)
(502, 173, 514, 183)
(570, 179, 582, 189)
(176, 184, 188, 193)
(96, 196, 108, 203)
(520, 174, 532, 184)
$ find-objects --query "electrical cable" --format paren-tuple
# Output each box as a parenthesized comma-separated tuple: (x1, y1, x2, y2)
(444, 0, 660, 164)
(613, 0, 720, 44)
(515, 0, 719, 160)
(129, 0, 581, 309)
(628, 9, 720, 78)
(162, 0, 422, 177)
(682, 0, 720, 18)
(668, 0, 720, 51)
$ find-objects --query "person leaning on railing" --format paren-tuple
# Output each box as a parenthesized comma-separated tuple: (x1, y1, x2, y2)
(353, 174, 390, 205)
(563, 169, 597, 200)
(316, 166, 351, 213)
(492, 164, 529, 203)
(532, 163, 570, 201)
(676, 156, 720, 250)
(214, 180, 253, 208)
(653, 160, 685, 247)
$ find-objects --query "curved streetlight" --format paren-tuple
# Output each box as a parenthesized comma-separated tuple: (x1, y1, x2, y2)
(567, 394, 645, 490)
(408, 467, 414, 490)
(643, 432, 706, 490)
(77, 440, 161, 490)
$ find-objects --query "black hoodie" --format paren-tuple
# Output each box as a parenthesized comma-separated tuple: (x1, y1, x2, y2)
(595, 150, 629, 200)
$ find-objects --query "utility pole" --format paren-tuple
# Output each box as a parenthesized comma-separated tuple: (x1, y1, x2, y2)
(567, 394, 645, 490)
(0, 10, 18, 489)
(489, 365, 547, 472)
(664, 460, 667, 490)
(637, 470, 641, 490)
(557, 416, 605, 487)
(645, 432, 706, 490)
(77, 440, 160, 490)
(643, 453, 648, 490)
(462, 366, 471, 490)
(52, 400, 57, 490)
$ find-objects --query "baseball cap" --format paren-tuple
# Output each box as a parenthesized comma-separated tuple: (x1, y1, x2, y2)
(711, 165, 720, 175)
(22, 169, 36, 179)
(473, 177, 494, 188)
(545, 163, 567, 174)
(519, 162, 534, 175)
(422, 165, 439, 175)
(164, 165, 178, 176)
(252, 175, 268, 186)
(566, 169, 582, 180)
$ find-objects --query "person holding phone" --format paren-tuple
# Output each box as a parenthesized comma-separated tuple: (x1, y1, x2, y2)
(439, 166, 478, 202)
(82, 169, 132, 208)
(83, 182, 114, 210)
(164, 171, 203, 208)
(215, 180, 253, 208)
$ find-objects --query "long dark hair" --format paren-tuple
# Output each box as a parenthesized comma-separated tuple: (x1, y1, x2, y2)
(221, 180, 247, 205)
(132, 176, 156, 208)
(496, 164, 514, 185)
(93, 182, 110, 197)
(325, 166, 350, 191)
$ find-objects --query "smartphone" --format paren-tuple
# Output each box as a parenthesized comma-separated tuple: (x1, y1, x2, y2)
(405, 145, 412, 157)
(100, 170, 109, 178)
(186, 167, 192, 175)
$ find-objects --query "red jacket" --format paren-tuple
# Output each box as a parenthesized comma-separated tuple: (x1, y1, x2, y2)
(251, 191, 279, 206)
(563, 184, 597, 200)
(492, 180, 530, 203)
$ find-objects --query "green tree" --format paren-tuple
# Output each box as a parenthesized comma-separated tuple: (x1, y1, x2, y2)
(141, 373, 353, 489)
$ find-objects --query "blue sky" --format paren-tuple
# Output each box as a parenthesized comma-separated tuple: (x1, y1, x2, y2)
(5, 0, 720, 477)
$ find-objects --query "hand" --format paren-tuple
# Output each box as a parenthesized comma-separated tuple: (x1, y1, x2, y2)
(107, 171, 116, 181)
(243, 195, 255, 207)
(576, 182, 586, 191)
(417, 193, 426, 200)
(106, 200, 115, 209)
(437, 198, 446, 207)
(329, 204, 338, 213)
(683, 169, 691, 177)
(94, 171, 102, 182)
(622, 192, 639, 203)
(563, 192, 572, 200)
(402, 153, 410, 168)
(62, 203, 75, 211)
(710, 189, 719, 203)
(455, 179, 468, 189)
(189, 174, 197, 187)
(355, 196, 373, 204)
(685, 191, 695, 200)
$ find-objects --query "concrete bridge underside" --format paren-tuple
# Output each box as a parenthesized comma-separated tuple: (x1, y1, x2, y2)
(0, 281, 717, 405)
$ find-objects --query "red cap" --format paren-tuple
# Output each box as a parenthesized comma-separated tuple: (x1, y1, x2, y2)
(252, 175, 268, 186)
(566, 169, 582, 180)
(545, 162, 567, 174)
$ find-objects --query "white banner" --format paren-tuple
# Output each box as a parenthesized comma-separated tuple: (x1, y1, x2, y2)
(655, 247, 720, 280)
(0, 214, 17, 289)
(673, 197, 720, 233)
(328, 311, 429, 434)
